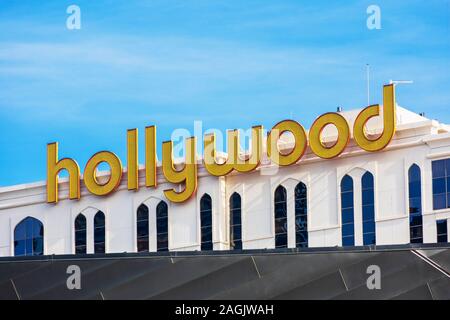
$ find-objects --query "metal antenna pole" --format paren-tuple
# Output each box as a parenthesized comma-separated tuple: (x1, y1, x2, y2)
(366, 64, 370, 106)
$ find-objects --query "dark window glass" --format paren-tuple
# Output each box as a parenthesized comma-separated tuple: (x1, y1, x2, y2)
(200, 194, 213, 250)
(436, 219, 448, 243)
(362, 221, 376, 233)
(295, 182, 308, 248)
(342, 235, 355, 246)
(232, 210, 241, 226)
(409, 178, 421, 198)
(361, 172, 374, 189)
(341, 208, 354, 224)
(295, 200, 307, 215)
(74, 214, 87, 254)
(14, 217, 44, 257)
(363, 232, 376, 245)
(432, 160, 445, 178)
(409, 197, 421, 214)
(296, 231, 308, 247)
(362, 189, 374, 205)
(156, 201, 169, 252)
(229, 192, 242, 250)
(15, 221, 26, 241)
(136, 204, 149, 252)
(341, 175, 354, 246)
(410, 225, 423, 243)
(341, 175, 353, 192)
(362, 172, 376, 245)
(94, 211, 105, 254)
(446, 159, 450, 177)
(362, 205, 375, 222)
(341, 192, 353, 209)
(342, 223, 355, 235)
(94, 242, 105, 254)
(156, 233, 168, 251)
(275, 205, 287, 219)
(33, 237, 43, 255)
(15, 240, 25, 256)
(436, 220, 448, 243)
(137, 222, 148, 238)
(433, 178, 446, 195)
(433, 194, 446, 210)
(137, 205, 148, 221)
(274, 186, 288, 248)
(26, 221, 32, 238)
(233, 225, 242, 241)
(26, 239, 32, 255)
(201, 227, 213, 249)
(275, 233, 287, 248)
(156, 216, 168, 230)
(408, 164, 423, 243)
(137, 238, 148, 252)
(431, 159, 450, 210)
(275, 219, 287, 235)
(409, 214, 422, 226)
(447, 193, 450, 209)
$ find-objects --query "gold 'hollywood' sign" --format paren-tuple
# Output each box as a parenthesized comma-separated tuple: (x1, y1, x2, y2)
(47, 84, 396, 204)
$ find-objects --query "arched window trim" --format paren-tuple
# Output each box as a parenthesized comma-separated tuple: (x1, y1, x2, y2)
(74, 213, 87, 254)
(94, 211, 106, 254)
(341, 174, 355, 246)
(14, 216, 44, 257)
(361, 171, 376, 245)
(136, 203, 150, 252)
(200, 193, 213, 251)
(408, 164, 423, 243)
(295, 181, 308, 248)
(274, 185, 288, 248)
(156, 200, 169, 252)
(229, 192, 242, 250)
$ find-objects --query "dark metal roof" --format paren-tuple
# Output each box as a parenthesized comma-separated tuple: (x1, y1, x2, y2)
(0, 244, 449, 300)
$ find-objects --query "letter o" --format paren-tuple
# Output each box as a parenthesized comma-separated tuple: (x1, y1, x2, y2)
(84, 151, 123, 196)
(267, 120, 307, 166)
(309, 113, 350, 159)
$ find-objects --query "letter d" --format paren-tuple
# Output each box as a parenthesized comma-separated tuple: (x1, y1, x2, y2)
(354, 84, 396, 152)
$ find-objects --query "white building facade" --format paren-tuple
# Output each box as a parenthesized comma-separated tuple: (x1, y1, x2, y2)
(0, 107, 450, 257)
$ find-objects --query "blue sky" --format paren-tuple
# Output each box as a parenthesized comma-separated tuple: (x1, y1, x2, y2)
(0, 0, 449, 186)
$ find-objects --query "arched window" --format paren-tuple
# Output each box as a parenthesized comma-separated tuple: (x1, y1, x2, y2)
(295, 182, 308, 248)
(200, 194, 213, 250)
(408, 164, 423, 243)
(137, 204, 149, 252)
(229, 192, 242, 250)
(341, 175, 354, 246)
(74, 214, 87, 254)
(94, 211, 105, 254)
(274, 186, 288, 248)
(156, 201, 168, 252)
(362, 172, 376, 245)
(14, 217, 44, 256)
